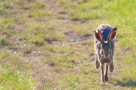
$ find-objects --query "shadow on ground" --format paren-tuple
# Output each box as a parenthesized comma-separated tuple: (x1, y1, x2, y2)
(116, 78, 136, 88)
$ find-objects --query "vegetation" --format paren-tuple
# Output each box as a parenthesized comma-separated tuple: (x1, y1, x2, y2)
(0, 0, 136, 89)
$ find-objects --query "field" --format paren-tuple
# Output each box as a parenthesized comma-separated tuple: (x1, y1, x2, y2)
(0, 0, 136, 90)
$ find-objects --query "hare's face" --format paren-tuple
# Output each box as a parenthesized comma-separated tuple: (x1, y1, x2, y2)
(94, 27, 117, 58)
(102, 42, 111, 58)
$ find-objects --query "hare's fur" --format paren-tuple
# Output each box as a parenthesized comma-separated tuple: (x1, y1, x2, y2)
(94, 24, 116, 83)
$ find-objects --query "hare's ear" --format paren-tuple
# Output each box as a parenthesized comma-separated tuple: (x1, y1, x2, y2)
(94, 30, 102, 41)
(110, 28, 117, 40)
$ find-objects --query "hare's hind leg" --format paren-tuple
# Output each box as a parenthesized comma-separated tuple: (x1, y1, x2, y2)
(105, 63, 109, 82)
(101, 63, 105, 83)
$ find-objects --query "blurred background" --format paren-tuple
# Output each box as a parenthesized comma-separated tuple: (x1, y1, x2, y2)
(0, 0, 136, 89)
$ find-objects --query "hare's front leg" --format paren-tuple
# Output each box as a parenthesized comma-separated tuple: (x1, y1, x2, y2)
(109, 60, 114, 73)
(95, 54, 100, 69)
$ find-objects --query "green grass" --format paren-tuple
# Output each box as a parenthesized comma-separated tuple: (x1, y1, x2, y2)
(0, 0, 136, 89)
(0, 37, 10, 46)
(59, 0, 136, 49)
(0, 67, 34, 90)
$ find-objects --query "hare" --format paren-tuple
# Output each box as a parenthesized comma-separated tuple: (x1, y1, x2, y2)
(94, 24, 117, 83)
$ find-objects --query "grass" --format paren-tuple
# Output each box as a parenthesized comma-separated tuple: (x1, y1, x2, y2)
(0, 67, 34, 90)
(0, 37, 10, 46)
(0, 51, 34, 90)
(0, 0, 136, 89)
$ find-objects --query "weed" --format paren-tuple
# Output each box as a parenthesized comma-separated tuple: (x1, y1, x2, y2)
(0, 37, 10, 46)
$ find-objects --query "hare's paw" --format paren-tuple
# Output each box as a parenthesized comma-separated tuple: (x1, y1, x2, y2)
(109, 63, 114, 72)
(95, 60, 100, 69)
(105, 75, 108, 82)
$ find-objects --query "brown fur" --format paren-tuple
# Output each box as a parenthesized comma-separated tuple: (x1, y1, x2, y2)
(94, 24, 117, 83)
